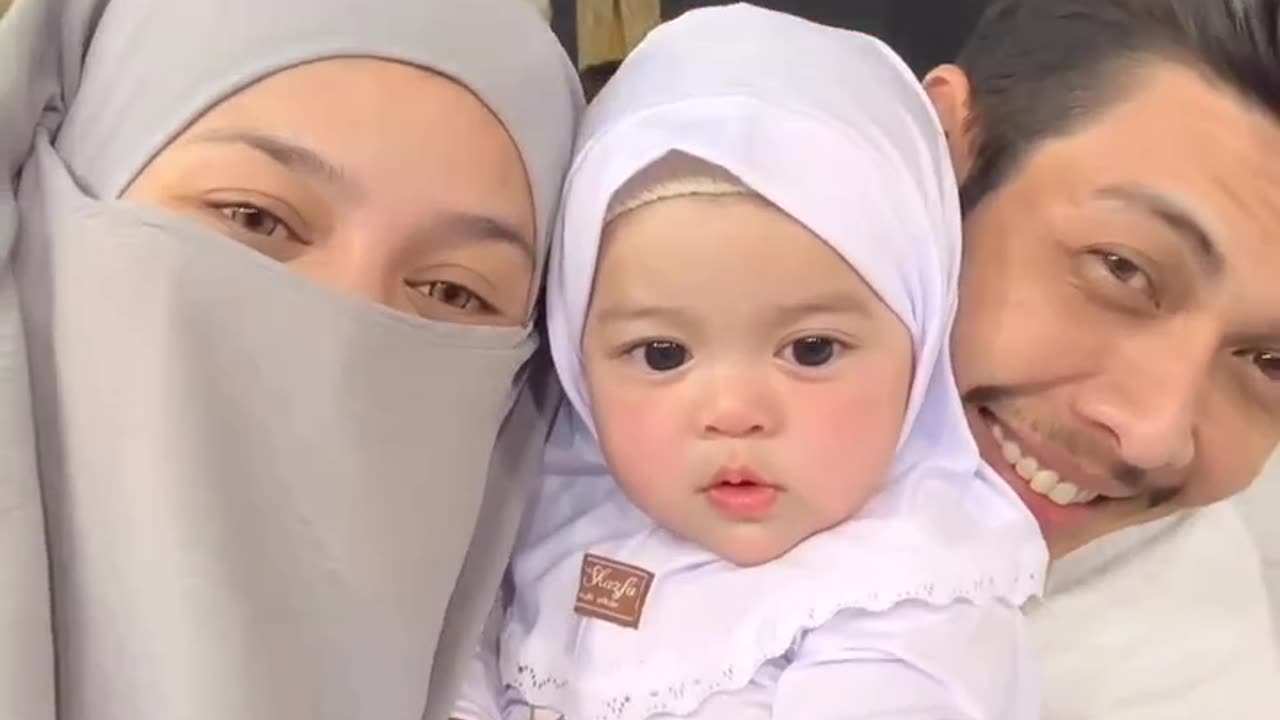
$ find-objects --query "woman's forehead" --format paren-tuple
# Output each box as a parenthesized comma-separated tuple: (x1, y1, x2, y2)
(160, 58, 536, 241)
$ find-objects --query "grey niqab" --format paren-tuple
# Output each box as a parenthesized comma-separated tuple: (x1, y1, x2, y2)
(0, 1, 581, 718)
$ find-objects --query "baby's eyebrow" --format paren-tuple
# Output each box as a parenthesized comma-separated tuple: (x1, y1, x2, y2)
(593, 293, 876, 327)
(767, 293, 876, 325)
(591, 304, 690, 325)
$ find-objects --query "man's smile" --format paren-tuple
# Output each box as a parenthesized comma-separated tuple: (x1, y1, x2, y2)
(967, 405, 1162, 545)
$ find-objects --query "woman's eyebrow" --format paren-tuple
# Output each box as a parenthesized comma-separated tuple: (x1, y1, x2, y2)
(419, 212, 534, 264)
(189, 129, 357, 196)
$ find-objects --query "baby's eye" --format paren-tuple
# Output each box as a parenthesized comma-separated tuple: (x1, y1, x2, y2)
(780, 336, 843, 368)
(626, 340, 690, 372)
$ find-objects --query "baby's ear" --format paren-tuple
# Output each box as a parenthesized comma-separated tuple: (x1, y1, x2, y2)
(922, 64, 978, 182)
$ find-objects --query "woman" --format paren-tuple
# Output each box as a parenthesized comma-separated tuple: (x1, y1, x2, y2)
(0, 0, 581, 718)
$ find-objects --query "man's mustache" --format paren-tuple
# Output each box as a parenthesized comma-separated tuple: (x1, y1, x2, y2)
(963, 385, 1183, 509)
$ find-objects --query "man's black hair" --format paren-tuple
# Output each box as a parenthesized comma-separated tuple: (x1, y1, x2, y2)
(955, 0, 1280, 211)
(580, 60, 621, 102)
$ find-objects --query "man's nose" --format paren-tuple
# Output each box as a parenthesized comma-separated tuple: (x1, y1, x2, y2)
(699, 365, 780, 439)
(1074, 320, 1214, 470)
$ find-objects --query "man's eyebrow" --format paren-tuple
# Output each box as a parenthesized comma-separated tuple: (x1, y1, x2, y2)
(420, 211, 535, 264)
(189, 129, 356, 194)
(1096, 184, 1222, 274)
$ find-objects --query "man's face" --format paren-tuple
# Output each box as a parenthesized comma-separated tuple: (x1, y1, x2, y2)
(929, 61, 1280, 557)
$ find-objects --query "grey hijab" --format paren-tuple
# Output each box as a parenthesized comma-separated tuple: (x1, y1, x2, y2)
(0, 1, 582, 718)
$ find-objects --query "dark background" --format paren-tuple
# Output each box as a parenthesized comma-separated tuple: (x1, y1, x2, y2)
(553, 0, 991, 81)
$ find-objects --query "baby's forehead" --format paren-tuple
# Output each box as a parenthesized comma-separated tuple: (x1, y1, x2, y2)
(603, 152, 751, 222)
(594, 191, 855, 283)
(595, 153, 833, 263)
(598, 191, 799, 259)
(587, 170, 910, 338)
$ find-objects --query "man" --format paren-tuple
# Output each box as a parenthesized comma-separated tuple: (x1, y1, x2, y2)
(922, 0, 1280, 716)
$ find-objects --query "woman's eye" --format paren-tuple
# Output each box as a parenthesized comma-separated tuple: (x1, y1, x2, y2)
(417, 281, 492, 313)
(781, 336, 842, 368)
(627, 340, 689, 372)
(218, 204, 285, 238)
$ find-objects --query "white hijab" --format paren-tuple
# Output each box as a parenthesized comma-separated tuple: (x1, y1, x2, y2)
(0, 1, 581, 718)
(502, 5, 1047, 718)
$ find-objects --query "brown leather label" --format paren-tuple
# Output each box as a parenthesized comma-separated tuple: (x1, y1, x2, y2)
(574, 553, 655, 629)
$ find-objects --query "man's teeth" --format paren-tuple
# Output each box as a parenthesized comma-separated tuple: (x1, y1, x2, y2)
(992, 424, 1099, 507)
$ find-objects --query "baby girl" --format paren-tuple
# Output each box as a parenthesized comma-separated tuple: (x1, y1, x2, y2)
(453, 5, 1047, 719)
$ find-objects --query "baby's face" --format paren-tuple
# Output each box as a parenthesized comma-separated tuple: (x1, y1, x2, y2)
(582, 194, 913, 566)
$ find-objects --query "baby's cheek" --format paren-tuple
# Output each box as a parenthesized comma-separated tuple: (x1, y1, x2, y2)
(593, 389, 686, 490)
(790, 389, 903, 489)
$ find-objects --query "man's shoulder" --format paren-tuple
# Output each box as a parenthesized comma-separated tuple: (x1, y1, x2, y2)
(1030, 505, 1280, 719)
(1236, 452, 1280, 643)
(1048, 503, 1262, 594)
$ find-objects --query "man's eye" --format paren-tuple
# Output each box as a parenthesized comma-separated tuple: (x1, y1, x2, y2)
(625, 340, 689, 372)
(1096, 251, 1151, 291)
(1250, 350, 1280, 382)
(416, 281, 492, 314)
(218, 204, 285, 238)
(1082, 249, 1162, 311)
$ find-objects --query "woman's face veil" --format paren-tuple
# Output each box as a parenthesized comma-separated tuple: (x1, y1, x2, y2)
(0, 1, 581, 718)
